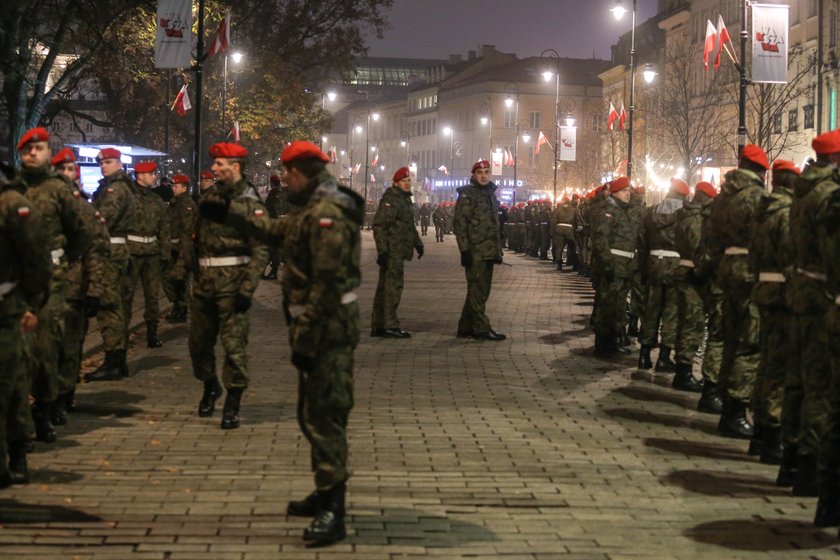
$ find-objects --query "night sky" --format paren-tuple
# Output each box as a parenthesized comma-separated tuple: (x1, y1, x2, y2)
(367, 0, 659, 61)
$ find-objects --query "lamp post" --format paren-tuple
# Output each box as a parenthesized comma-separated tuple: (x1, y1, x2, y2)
(363, 109, 380, 204)
(443, 126, 455, 200)
(611, 0, 637, 180)
(400, 128, 410, 164)
(504, 83, 520, 192)
(517, 120, 531, 198)
(319, 91, 337, 148)
(541, 48, 561, 201)
(222, 51, 243, 135)
(479, 97, 492, 155)
(350, 121, 363, 191)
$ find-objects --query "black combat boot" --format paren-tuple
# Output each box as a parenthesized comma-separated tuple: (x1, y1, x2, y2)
(198, 377, 223, 417)
(671, 362, 703, 392)
(717, 399, 754, 440)
(654, 345, 676, 373)
(31, 402, 56, 443)
(594, 334, 611, 358)
(759, 426, 783, 465)
(119, 349, 130, 378)
(303, 481, 347, 544)
(288, 490, 321, 516)
(220, 387, 244, 430)
(612, 332, 631, 355)
(619, 326, 632, 349)
(627, 315, 639, 337)
(168, 305, 188, 324)
(146, 321, 163, 348)
(792, 454, 819, 497)
(697, 381, 723, 414)
(637, 346, 653, 370)
(814, 477, 840, 527)
(747, 424, 764, 456)
(87, 351, 122, 382)
(65, 387, 76, 412)
(8, 440, 29, 484)
(51, 392, 68, 426)
(776, 444, 798, 487)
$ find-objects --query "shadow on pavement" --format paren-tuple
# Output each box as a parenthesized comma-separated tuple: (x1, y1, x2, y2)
(602, 407, 719, 436)
(127, 354, 179, 376)
(0, 499, 102, 523)
(684, 518, 836, 551)
(643, 437, 750, 463)
(662, 469, 789, 498)
(539, 332, 570, 345)
(350, 506, 498, 547)
(613, 384, 700, 411)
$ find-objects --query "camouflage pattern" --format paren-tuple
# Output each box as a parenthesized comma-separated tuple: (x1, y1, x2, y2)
(432, 205, 446, 242)
(537, 201, 551, 259)
(163, 191, 197, 309)
(182, 177, 269, 389)
(551, 200, 577, 268)
(673, 200, 705, 366)
(371, 185, 422, 330)
(419, 203, 431, 236)
(705, 168, 765, 403)
(454, 178, 502, 335)
(127, 183, 170, 323)
(264, 184, 289, 274)
(627, 191, 647, 322)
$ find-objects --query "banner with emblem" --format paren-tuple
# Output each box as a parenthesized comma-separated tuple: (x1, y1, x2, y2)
(491, 151, 503, 176)
(155, 0, 193, 68)
(559, 126, 577, 161)
(751, 3, 788, 84)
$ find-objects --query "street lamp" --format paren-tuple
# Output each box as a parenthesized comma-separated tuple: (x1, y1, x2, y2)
(643, 63, 656, 84)
(400, 127, 410, 164)
(363, 109, 380, 204)
(505, 83, 520, 194)
(611, 0, 637, 180)
(541, 48, 561, 201)
(222, 51, 244, 135)
(319, 91, 337, 148)
(443, 126, 455, 199)
(350, 121, 363, 190)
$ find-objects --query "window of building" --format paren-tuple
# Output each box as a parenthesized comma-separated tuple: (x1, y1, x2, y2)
(789, 108, 799, 131)
(772, 112, 783, 134)
(431, 118, 436, 134)
(85, 122, 93, 132)
(831, 9, 837, 47)
(804, 104, 815, 129)
(504, 109, 516, 128)
(591, 113, 603, 133)
(529, 111, 541, 130)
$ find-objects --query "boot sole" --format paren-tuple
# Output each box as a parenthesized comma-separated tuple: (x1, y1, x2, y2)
(303, 526, 347, 544)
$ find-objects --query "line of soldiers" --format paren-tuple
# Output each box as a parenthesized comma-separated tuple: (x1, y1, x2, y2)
(505, 196, 581, 272)
(582, 134, 840, 535)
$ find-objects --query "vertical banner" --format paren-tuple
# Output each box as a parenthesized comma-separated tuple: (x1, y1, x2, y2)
(491, 151, 503, 176)
(155, 0, 193, 69)
(559, 126, 577, 161)
(751, 4, 789, 84)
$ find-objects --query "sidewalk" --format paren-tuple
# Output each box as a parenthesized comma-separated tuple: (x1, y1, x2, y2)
(0, 230, 836, 559)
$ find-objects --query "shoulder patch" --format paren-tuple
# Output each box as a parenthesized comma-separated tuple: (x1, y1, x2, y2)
(254, 209, 264, 217)
(17, 206, 31, 217)
(604, 213, 612, 218)
(319, 218, 334, 228)
(73, 190, 81, 198)
(384, 202, 391, 207)
(107, 188, 114, 193)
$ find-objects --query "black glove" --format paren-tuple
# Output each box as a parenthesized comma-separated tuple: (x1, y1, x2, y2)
(85, 296, 100, 318)
(460, 251, 472, 268)
(493, 254, 503, 265)
(199, 194, 231, 223)
(376, 252, 389, 268)
(233, 293, 252, 313)
(291, 352, 316, 371)
(415, 245, 424, 259)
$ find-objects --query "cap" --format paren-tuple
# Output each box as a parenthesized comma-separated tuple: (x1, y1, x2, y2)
(772, 159, 801, 175)
(609, 176, 631, 193)
(97, 147, 122, 161)
(812, 130, 840, 155)
(269, 173, 282, 186)
(740, 144, 770, 170)
(393, 166, 410, 182)
(50, 147, 76, 166)
(134, 161, 158, 174)
(17, 127, 50, 151)
(471, 159, 490, 173)
(200, 170, 214, 180)
(695, 181, 717, 198)
(280, 141, 329, 164)
(670, 177, 690, 196)
(209, 142, 248, 159)
(172, 174, 191, 185)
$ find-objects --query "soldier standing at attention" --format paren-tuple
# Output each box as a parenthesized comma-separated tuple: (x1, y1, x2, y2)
(419, 202, 431, 236)
(454, 160, 505, 341)
(87, 147, 137, 382)
(551, 196, 578, 271)
(193, 170, 215, 203)
(371, 167, 423, 338)
(432, 203, 446, 242)
(181, 143, 268, 430)
(163, 174, 196, 324)
(129, 161, 170, 348)
(262, 173, 289, 280)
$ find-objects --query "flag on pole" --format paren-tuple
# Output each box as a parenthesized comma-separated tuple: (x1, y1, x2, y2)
(328, 145, 337, 163)
(207, 10, 231, 57)
(704, 19, 717, 71)
(171, 84, 191, 116)
(371, 153, 379, 166)
(715, 14, 735, 69)
(227, 120, 240, 142)
(618, 103, 627, 131)
(353, 163, 361, 175)
(534, 131, 552, 155)
(370, 174, 376, 183)
(438, 164, 449, 176)
(607, 102, 619, 131)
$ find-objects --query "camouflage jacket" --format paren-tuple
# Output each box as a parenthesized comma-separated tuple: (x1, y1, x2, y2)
(65, 185, 110, 302)
(93, 170, 137, 261)
(787, 163, 838, 313)
(637, 194, 684, 280)
(265, 186, 290, 218)
(749, 186, 793, 308)
(168, 191, 197, 271)
(432, 207, 446, 226)
(673, 202, 703, 283)
(453, 179, 502, 261)
(373, 186, 421, 261)
(551, 203, 576, 231)
(590, 195, 637, 278)
(817, 187, 840, 332)
(129, 186, 170, 259)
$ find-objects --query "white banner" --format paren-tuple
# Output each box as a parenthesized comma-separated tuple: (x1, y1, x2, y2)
(155, 0, 193, 69)
(751, 4, 789, 84)
(559, 126, 577, 162)
(491, 151, 503, 176)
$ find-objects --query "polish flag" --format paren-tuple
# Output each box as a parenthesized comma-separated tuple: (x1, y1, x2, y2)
(208, 11, 231, 57)
(228, 120, 240, 142)
(715, 15, 732, 69)
(704, 19, 717, 71)
(607, 102, 619, 131)
(352, 163, 361, 175)
(371, 153, 379, 166)
(328, 145, 337, 163)
(504, 149, 514, 167)
(534, 131, 552, 156)
(171, 84, 191, 116)
(618, 103, 627, 131)
(438, 164, 449, 176)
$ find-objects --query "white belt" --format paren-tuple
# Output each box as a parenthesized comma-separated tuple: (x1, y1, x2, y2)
(650, 249, 680, 259)
(679, 259, 695, 268)
(198, 256, 251, 267)
(557, 223, 574, 227)
(610, 248, 635, 259)
(127, 235, 158, 244)
(724, 246, 749, 255)
(170, 238, 181, 244)
(110, 237, 127, 244)
(758, 272, 786, 283)
(287, 292, 358, 319)
(0, 281, 17, 301)
(50, 248, 65, 265)
(797, 267, 827, 282)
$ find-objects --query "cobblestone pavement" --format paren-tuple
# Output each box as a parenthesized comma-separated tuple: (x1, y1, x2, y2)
(1, 230, 838, 559)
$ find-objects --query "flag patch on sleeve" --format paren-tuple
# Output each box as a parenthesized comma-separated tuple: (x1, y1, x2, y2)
(319, 218, 334, 228)
(17, 206, 30, 217)
(254, 209, 264, 216)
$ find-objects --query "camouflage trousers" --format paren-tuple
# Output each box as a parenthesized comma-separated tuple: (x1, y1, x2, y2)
(718, 282, 760, 404)
(458, 260, 495, 335)
(782, 310, 831, 456)
(751, 305, 790, 429)
(297, 344, 354, 491)
(592, 275, 630, 337)
(639, 279, 678, 348)
(629, 270, 645, 321)
(59, 299, 88, 396)
(128, 254, 162, 323)
(552, 228, 577, 268)
(674, 280, 704, 365)
(189, 294, 250, 389)
(31, 274, 67, 405)
(820, 305, 840, 490)
(98, 258, 130, 352)
(371, 258, 405, 330)
(163, 266, 190, 310)
(434, 224, 445, 242)
(0, 315, 22, 475)
(701, 284, 724, 384)
(11, 329, 35, 444)
(539, 224, 550, 259)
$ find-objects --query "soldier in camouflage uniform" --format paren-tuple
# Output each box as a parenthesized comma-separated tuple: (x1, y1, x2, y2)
(371, 167, 423, 338)
(574, 194, 591, 275)
(129, 161, 171, 348)
(705, 145, 768, 440)
(18, 128, 95, 443)
(419, 202, 431, 236)
(0, 163, 51, 487)
(537, 200, 551, 260)
(627, 187, 647, 336)
(192, 170, 215, 203)
(263, 173, 289, 280)
(87, 147, 137, 381)
(432, 203, 446, 242)
(163, 174, 197, 324)
(454, 160, 505, 340)
(551, 197, 577, 271)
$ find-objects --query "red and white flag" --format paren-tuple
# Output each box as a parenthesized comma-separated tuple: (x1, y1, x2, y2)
(370, 174, 376, 183)
(207, 10, 231, 57)
(438, 164, 449, 176)
(352, 163, 361, 175)
(704, 19, 717, 71)
(504, 149, 514, 167)
(607, 102, 619, 131)
(228, 120, 240, 142)
(618, 103, 627, 131)
(371, 153, 379, 166)
(534, 131, 552, 155)
(171, 84, 191, 116)
(715, 15, 732, 69)
(328, 145, 337, 163)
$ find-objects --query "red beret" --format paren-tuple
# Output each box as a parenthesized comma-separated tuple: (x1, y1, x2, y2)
(695, 181, 717, 198)
(393, 166, 410, 182)
(51, 147, 76, 166)
(209, 142, 248, 159)
(134, 161, 158, 174)
(200, 170, 215, 180)
(97, 147, 121, 161)
(280, 141, 328, 164)
(609, 176, 631, 193)
(572, 194, 580, 200)
(471, 159, 490, 173)
(740, 144, 769, 170)
(670, 178, 690, 196)
(17, 127, 50, 151)
(172, 174, 191, 185)
(269, 173, 282, 186)
(772, 159, 800, 175)
(634, 186, 646, 194)
(812, 130, 840, 155)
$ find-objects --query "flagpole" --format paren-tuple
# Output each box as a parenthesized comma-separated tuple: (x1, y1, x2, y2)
(164, 69, 171, 176)
(817, 0, 824, 134)
(737, 0, 748, 157)
(193, 0, 205, 195)
(627, 0, 636, 181)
